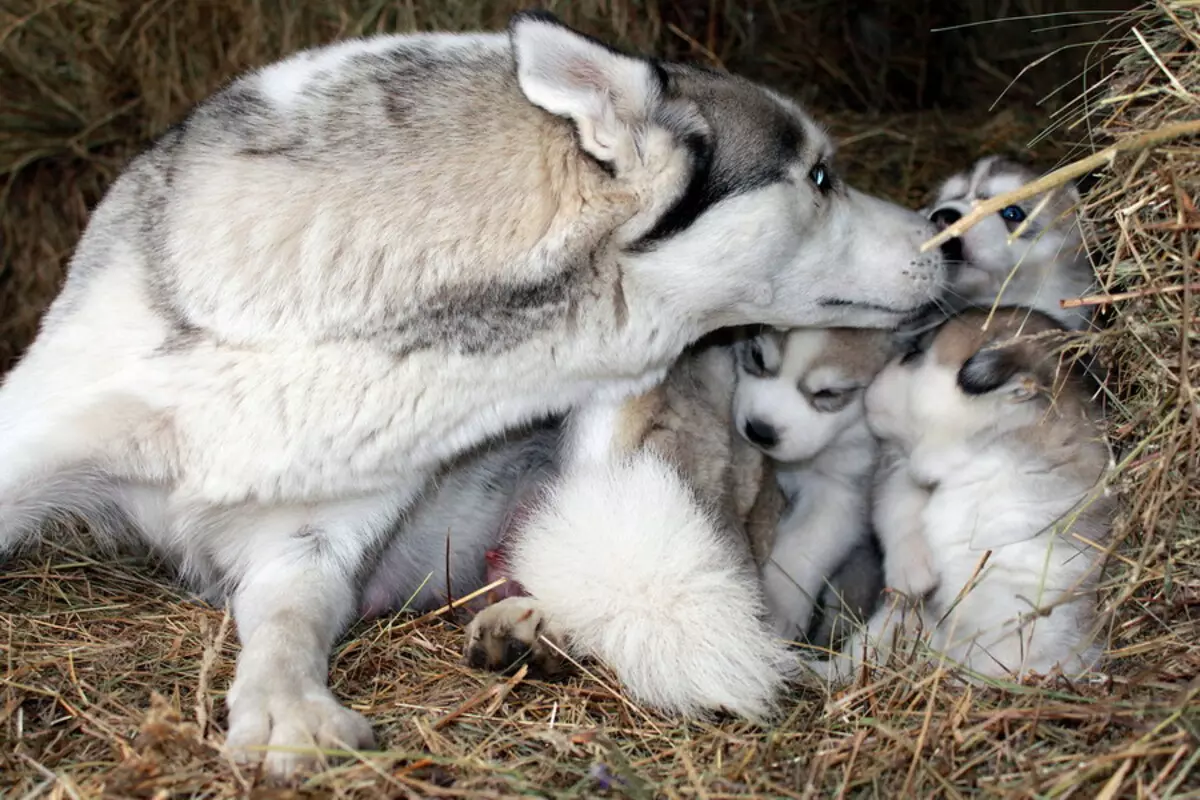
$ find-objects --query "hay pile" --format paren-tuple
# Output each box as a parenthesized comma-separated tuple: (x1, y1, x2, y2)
(2, 1, 1198, 797)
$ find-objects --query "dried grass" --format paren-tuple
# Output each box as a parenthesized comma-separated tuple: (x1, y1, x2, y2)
(3, 0, 1199, 797)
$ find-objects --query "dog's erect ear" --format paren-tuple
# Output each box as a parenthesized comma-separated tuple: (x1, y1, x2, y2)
(510, 10, 661, 171)
(957, 346, 1038, 401)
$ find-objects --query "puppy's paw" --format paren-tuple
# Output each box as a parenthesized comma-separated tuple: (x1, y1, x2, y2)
(762, 574, 817, 645)
(884, 534, 938, 598)
(224, 683, 375, 781)
(463, 598, 571, 680)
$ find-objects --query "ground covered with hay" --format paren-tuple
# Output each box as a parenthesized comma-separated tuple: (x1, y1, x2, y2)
(2, 1, 1198, 797)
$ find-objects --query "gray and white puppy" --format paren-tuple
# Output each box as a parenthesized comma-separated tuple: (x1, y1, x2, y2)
(0, 11, 942, 776)
(806, 307, 1114, 684)
(926, 155, 1095, 331)
(732, 327, 894, 646)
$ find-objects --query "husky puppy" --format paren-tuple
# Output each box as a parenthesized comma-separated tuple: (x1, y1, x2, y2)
(461, 338, 789, 716)
(0, 11, 943, 776)
(926, 156, 1095, 331)
(731, 327, 894, 644)
(805, 307, 1114, 684)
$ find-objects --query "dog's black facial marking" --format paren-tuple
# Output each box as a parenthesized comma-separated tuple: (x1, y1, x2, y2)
(631, 130, 716, 246)
(626, 66, 807, 251)
(736, 334, 780, 377)
(958, 347, 1023, 395)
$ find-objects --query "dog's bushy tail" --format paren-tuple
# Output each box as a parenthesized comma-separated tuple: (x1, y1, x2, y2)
(509, 449, 795, 721)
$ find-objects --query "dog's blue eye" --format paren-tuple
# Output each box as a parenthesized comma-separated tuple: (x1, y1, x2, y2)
(1000, 205, 1026, 223)
(809, 163, 829, 191)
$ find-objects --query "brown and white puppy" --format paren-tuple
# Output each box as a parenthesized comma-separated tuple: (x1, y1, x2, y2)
(805, 307, 1114, 683)
(731, 327, 894, 646)
(926, 156, 1095, 331)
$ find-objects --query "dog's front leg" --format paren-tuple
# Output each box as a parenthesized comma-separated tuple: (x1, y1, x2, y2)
(762, 476, 870, 642)
(219, 496, 402, 779)
(873, 447, 937, 598)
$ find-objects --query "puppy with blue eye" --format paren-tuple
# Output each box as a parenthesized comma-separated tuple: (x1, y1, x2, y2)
(732, 327, 895, 646)
(925, 156, 1096, 331)
(804, 306, 1114, 684)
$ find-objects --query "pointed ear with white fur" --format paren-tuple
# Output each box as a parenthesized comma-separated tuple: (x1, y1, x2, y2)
(509, 11, 662, 172)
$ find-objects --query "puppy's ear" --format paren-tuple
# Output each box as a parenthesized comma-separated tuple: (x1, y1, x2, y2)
(957, 346, 1038, 401)
(510, 11, 662, 172)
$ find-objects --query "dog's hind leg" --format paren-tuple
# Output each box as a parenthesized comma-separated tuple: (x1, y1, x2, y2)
(217, 492, 407, 779)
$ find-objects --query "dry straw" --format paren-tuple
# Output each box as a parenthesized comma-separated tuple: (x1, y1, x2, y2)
(2, 1, 1199, 797)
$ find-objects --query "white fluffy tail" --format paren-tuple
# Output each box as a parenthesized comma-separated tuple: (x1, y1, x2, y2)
(509, 448, 795, 721)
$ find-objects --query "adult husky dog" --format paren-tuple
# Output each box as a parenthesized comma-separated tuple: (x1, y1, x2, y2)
(0, 11, 943, 777)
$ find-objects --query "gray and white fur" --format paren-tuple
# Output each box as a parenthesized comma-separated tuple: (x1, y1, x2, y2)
(0, 12, 943, 777)
(926, 155, 1095, 331)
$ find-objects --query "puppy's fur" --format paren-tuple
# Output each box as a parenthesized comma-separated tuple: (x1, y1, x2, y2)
(926, 156, 1095, 331)
(732, 327, 893, 645)
(0, 13, 944, 775)
(804, 307, 1114, 684)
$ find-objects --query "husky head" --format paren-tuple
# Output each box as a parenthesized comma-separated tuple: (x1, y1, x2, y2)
(864, 306, 1100, 451)
(510, 12, 945, 335)
(923, 156, 1093, 329)
(731, 327, 896, 463)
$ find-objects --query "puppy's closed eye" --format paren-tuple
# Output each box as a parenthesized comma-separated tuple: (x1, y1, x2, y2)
(738, 337, 775, 377)
(957, 347, 1036, 400)
(809, 386, 858, 413)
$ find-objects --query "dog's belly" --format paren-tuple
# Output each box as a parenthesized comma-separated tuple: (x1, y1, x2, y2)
(357, 433, 559, 618)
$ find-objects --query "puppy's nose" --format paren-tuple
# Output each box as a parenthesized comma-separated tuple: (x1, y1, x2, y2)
(940, 236, 964, 263)
(930, 207, 962, 230)
(743, 418, 778, 449)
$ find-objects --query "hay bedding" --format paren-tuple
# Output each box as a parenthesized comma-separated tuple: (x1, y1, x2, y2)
(1, 1, 1197, 797)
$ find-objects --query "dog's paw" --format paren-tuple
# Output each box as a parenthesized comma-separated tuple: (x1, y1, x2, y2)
(463, 597, 571, 680)
(883, 534, 938, 598)
(224, 683, 375, 780)
(762, 575, 817, 645)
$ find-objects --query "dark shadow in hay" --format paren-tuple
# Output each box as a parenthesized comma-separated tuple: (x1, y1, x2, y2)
(2, 0, 1197, 797)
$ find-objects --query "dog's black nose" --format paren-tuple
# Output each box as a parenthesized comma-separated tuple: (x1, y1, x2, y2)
(743, 418, 778, 449)
(930, 207, 962, 230)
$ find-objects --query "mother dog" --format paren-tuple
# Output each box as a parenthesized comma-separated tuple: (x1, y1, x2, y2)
(0, 11, 942, 777)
